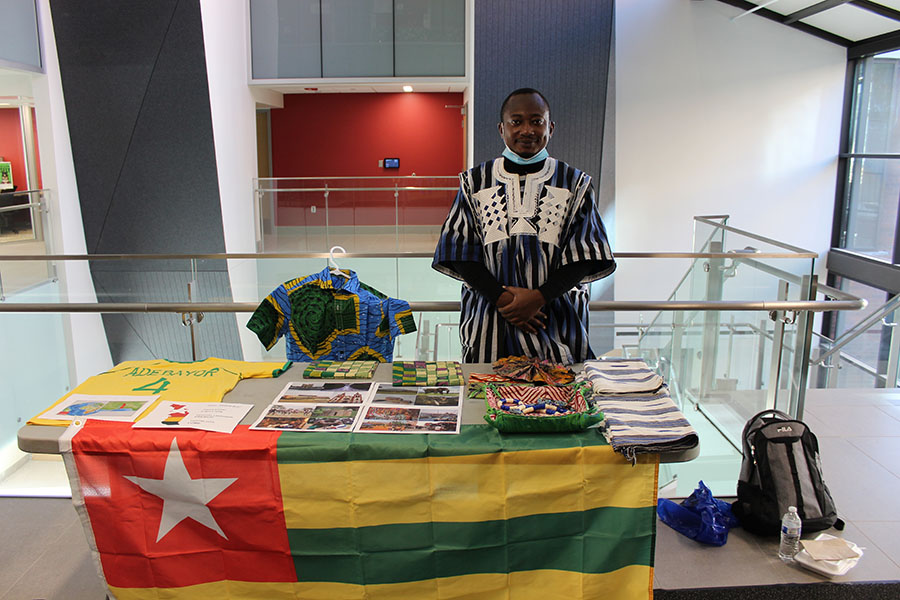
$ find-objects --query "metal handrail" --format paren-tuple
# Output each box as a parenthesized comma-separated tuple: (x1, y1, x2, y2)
(256, 186, 459, 192)
(0, 299, 866, 313)
(0, 202, 41, 214)
(257, 176, 459, 181)
(811, 292, 900, 364)
(694, 215, 815, 254)
(0, 251, 820, 261)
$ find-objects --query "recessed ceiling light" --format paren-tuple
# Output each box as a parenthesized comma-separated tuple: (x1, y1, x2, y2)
(403, 85, 413, 93)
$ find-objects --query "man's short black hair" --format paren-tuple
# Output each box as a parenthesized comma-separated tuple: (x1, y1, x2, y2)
(499, 88, 551, 121)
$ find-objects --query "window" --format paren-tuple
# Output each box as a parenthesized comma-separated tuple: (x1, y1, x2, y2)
(837, 49, 900, 261)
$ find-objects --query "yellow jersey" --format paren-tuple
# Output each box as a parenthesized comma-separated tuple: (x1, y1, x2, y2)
(29, 357, 291, 426)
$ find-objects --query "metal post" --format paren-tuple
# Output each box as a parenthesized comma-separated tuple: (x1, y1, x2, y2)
(394, 184, 400, 253)
(700, 241, 724, 399)
(824, 352, 838, 388)
(755, 318, 767, 389)
(20, 106, 43, 242)
(789, 274, 817, 419)
(181, 266, 204, 362)
(886, 308, 900, 388)
(670, 310, 684, 390)
(766, 280, 789, 410)
(324, 185, 330, 250)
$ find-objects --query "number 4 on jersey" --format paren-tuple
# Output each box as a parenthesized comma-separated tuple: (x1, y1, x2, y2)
(132, 377, 171, 394)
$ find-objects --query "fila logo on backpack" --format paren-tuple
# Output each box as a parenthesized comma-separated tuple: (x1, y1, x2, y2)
(731, 409, 843, 536)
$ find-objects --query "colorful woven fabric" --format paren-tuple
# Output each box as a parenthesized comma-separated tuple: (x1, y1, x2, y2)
(392, 361, 463, 386)
(64, 420, 658, 600)
(303, 360, 379, 379)
(492, 355, 575, 385)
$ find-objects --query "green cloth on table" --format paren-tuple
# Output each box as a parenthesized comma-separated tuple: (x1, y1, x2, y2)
(303, 360, 379, 379)
(392, 361, 463, 386)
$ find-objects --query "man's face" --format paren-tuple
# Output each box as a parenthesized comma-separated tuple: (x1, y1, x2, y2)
(498, 93, 554, 158)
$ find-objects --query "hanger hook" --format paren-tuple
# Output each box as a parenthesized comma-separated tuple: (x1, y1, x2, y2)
(329, 245, 346, 270)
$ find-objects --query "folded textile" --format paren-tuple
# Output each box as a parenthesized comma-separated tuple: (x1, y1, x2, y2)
(466, 373, 535, 399)
(303, 360, 379, 379)
(592, 385, 698, 462)
(492, 356, 575, 385)
(392, 361, 463, 386)
(582, 358, 664, 394)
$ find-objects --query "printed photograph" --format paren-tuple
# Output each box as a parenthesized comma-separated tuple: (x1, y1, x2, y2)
(57, 400, 148, 417)
(416, 408, 459, 433)
(303, 416, 356, 431)
(311, 406, 358, 419)
(372, 392, 417, 405)
(362, 406, 419, 422)
(373, 385, 418, 396)
(37, 394, 156, 422)
(288, 382, 373, 393)
(255, 416, 311, 429)
(414, 393, 459, 407)
(278, 390, 365, 404)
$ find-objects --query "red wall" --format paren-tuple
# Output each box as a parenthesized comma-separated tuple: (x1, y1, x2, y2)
(0, 108, 29, 190)
(270, 92, 464, 177)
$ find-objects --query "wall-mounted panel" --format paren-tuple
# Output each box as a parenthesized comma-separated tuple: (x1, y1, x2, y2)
(0, 0, 41, 70)
(395, 0, 465, 76)
(322, 0, 393, 77)
(251, 0, 321, 78)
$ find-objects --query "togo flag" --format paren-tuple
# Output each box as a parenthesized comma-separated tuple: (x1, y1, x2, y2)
(62, 420, 659, 600)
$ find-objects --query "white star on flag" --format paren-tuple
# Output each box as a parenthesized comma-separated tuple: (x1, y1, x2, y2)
(124, 438, 238, 542)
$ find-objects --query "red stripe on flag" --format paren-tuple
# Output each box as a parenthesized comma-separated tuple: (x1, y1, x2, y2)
(71, 421, 297, 588)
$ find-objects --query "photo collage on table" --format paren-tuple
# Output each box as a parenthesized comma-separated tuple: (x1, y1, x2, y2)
(250, 381, 376, 432)
(355, 383, 463, 434)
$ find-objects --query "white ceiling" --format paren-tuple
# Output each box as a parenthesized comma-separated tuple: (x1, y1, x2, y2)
(728, 0, 900, 47)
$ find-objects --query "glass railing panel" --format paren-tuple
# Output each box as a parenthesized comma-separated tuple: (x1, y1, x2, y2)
(0, 282, 71, 482)
(256, 177, 457, 253)
(810, 277, 892, 389)
(0, 191, 53, 295)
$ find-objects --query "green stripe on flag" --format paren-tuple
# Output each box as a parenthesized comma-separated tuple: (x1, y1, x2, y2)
(277, 424, 609, 464)
(286, 506, 654, 585)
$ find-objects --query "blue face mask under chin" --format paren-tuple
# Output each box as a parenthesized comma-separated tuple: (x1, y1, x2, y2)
(502, 146, 549, 165)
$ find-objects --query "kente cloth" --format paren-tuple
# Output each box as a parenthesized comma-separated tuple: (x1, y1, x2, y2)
(592, 385, 699, 463)
(62, 420, 659, 600)
(492, 355, 575, 385)
(392, 361, 463, 386)
(432, 157, 615, 364)
(582, 358, 665, 394)
(303, 360, 379, 379)
(247, 267, 416, 362)
(28, 358, 291, 427)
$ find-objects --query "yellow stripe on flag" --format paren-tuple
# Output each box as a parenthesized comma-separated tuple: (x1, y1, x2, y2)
(109, 565, 652, 600)
(279, 446, 658, 529)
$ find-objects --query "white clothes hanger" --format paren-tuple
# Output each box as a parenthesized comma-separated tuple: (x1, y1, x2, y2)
(329, 245, 350, 278)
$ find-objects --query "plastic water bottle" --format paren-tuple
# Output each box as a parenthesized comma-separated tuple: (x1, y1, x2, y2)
(778, 506, 802, 561)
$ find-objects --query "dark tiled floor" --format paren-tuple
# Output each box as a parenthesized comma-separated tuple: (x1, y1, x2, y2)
(1, 388, 898, 599)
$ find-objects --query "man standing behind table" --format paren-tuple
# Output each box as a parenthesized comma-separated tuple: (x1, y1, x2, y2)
(432, 88, 616, 364)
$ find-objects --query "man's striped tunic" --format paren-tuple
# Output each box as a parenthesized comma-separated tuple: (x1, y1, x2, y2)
(432, 157, 615, 363)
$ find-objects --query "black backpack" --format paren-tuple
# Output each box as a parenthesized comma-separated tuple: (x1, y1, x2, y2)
(731, 409, 842, 536)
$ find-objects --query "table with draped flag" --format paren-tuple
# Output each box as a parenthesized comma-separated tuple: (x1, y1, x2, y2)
(61, 419, 659, 600)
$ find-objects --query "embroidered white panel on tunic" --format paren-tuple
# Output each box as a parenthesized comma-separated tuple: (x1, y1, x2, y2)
(473, 185, 507, 245)
(536, 185, 571, 246)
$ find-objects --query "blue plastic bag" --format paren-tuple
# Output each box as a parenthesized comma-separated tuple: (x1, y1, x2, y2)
(657, 480, 739, 546)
